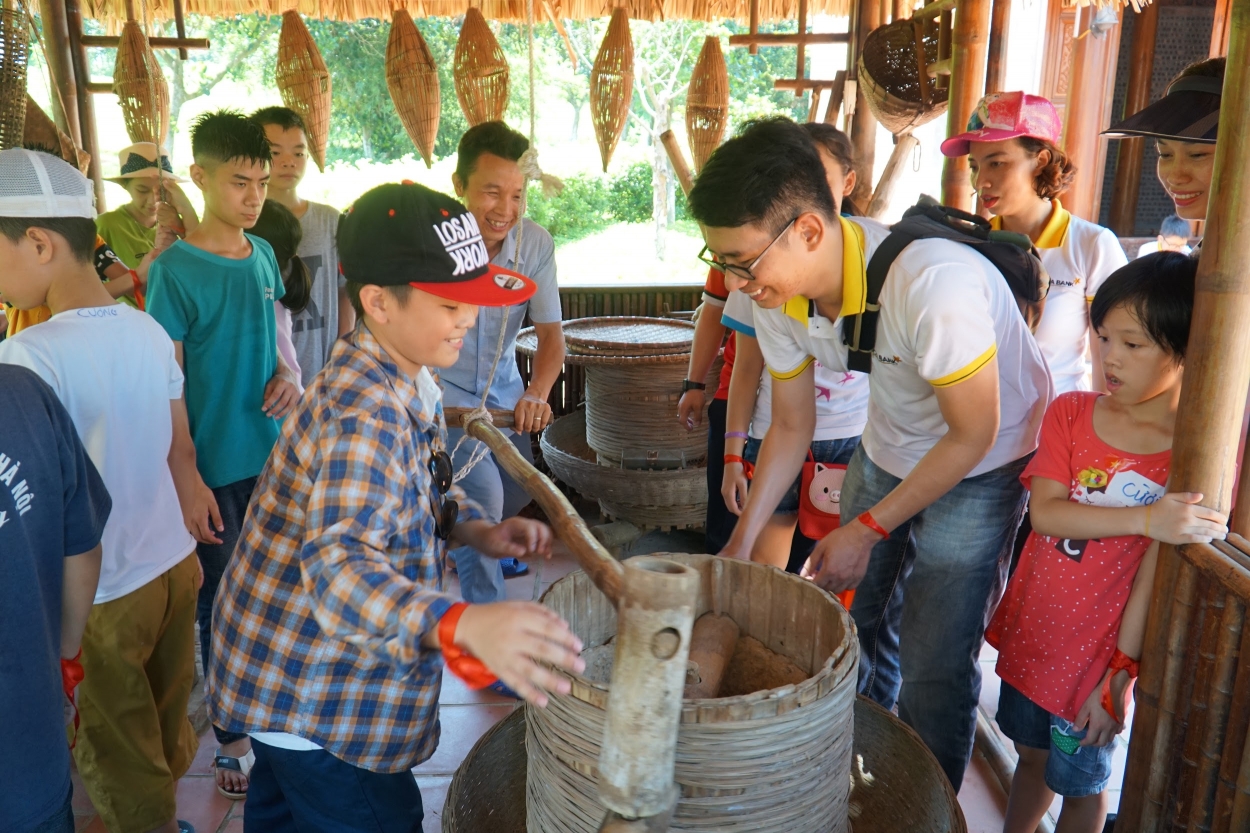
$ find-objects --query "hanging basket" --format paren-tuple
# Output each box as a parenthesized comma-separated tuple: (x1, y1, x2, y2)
(276, 10, 331, 172)
(0, 8, 27, 152)
(589, 7, 633, 172)
(857, 19, 949, 136)
(24, 96, 88, 173)
(386, 9, 440, 168)
(685, 35, 728, 173)
(113, 20, 169, 147)
(453, 8, 510, 127)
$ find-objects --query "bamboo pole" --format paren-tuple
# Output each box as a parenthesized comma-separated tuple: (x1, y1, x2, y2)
(659, 129, 694, 196)
(37, 0, 79, 144)
(984, 0, 1010, 94)
(1213, 612, 1250, 833)
(79, 34, 209, 49)
(1059, 5, 1121, 221)
(848, 0, 882, 209)
(64, 0, 103, 209)
(1119, 13, 1250, 824)
(867, 132, 919, 219)
(1109, 0, 1158, 235)
(940, 0, 991, 211)
(1212, 0, 1233, 57)
(1189, 595, 1245, 831)
(1176, 584, 1226, 820)
(795, 0, 808, 98)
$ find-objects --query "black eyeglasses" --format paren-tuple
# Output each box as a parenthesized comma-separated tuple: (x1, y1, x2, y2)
(697, 217, 798, 282)
(429, 450, 459, 541)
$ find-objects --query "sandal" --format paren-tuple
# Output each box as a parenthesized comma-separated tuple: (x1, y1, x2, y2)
(500, 558, 529, 579)
(178, 822, 196, 833)
(213, 747, 255, 800)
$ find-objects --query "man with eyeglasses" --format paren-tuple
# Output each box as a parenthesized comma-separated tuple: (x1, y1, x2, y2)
(688, 118, 1052, 790)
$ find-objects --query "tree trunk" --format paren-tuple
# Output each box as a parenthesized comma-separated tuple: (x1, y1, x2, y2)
(651, 94, 672, 260)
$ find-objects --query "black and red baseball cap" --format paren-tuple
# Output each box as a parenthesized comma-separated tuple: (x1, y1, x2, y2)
(338, 182, 537, 306)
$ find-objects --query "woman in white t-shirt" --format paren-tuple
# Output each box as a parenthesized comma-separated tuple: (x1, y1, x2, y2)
(720, 123, 869, 569)
(943, 92, 1128, 394)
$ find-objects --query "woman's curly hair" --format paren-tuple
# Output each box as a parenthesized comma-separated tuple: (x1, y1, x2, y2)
(1018, 137, 1077, 200)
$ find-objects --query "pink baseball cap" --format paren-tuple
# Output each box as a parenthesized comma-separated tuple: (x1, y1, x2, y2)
(940, 91, 1063, 158)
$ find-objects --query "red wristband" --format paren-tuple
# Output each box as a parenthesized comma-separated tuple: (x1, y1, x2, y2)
(1101, 649, 1140, 722)
(437, 603, 497, 689)
(857, 511, 889, 539)
(723, 454, 754, 479)
(61, 649, 84, 746)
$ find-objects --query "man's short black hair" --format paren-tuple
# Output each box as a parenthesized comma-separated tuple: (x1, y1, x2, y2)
(0, 217, 97, 264)
(454, 121, 529, 186)
(1091, 251, 1196, 361)
(192, 110, 272, 168)
(688, 117, 835, 233)
(250, 106, 307, 134)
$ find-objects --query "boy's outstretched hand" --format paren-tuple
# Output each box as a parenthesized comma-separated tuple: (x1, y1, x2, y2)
(263, 370, 301, 419)
(454, 601, 585, 706)
(454, 517, 553, 561)
(1146, 492, 1229, 544)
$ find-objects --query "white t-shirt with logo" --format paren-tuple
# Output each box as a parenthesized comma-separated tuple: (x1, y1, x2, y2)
(721, 288, 869, 440)
(753, 216, 1053, 480)
(0, 304, 196, 603)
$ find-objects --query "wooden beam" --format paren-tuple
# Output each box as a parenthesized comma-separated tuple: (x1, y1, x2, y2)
(79, 34, 209, 50)
(894, 0, 912, 19)
(748, 0, 759, 54)
(37, 0, 80, 144)
(796, 0, 809, 97)
(941, 0, 992, 211)
(1058, 4, 1121, 221)
(172, 0, 189, 59)
(774, 77, 845, 90)
(926, 57, 954, 77)
(848, 0, 883, 208)
(1212, 0, 1233, 57)
(1118, 6, 1250, 824)
(1109, 0, 1159, 235)
(984, 0, 1012, 94)
(727, 32, 850, 46)
(86, 81, 111, 94)
(912, 0, 958, 20)
(64, 0, 104, 209)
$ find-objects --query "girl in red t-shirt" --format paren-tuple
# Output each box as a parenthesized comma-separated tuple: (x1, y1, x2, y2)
(988, 253, 1228, 833)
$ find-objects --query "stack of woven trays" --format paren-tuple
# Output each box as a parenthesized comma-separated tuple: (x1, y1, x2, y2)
(519, 317, 721, 531)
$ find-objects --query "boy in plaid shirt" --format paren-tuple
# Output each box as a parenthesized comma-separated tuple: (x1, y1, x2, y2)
(208, 183, 585, 832)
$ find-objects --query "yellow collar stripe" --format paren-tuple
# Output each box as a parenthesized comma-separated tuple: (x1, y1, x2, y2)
(782, 295, 809, 324)
(988, 200, 1071, 249)
(781, 216, 867, 325)
(929, 344, 998, 388)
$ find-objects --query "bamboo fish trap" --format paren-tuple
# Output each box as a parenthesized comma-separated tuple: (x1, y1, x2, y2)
(454, 8, 510, 127)
(113, 20, 169, 147)
(276, 10, 331, 172)
(386, 9, 440, 168)
(0, 7, 26, 152)
(589, 7, 633, 172)
(685, 35, 728, 173)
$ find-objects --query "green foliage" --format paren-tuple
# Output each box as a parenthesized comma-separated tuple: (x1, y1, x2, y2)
(608, 162, 653, 224)
(526, 175, 611, 242)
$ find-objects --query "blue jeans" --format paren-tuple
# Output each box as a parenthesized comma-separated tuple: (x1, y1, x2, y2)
(843, 446, 1029, 789)
(246, 739, 424, 833)
(448, 428, 534, 604)
(996, 681, 1114, 797)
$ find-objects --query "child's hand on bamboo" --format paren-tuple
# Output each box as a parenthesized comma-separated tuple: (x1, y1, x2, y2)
(1141, 492, 1228, 544)
(455, 602, 585, 706)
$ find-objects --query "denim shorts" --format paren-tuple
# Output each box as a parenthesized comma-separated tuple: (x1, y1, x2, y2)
(996, 680, 1114, 797)
(743, 435, 860, 513)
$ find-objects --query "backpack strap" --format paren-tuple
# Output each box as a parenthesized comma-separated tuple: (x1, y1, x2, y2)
(843, 226, 918, 373)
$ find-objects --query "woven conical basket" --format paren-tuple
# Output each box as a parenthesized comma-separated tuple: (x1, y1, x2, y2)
(453, 8, 510, 127)
(386, 9, 440, 168)
(113, 20, 169, 147)
(276, 10, 331, 172)
(685, 36, 728, 173)
(857, 19, 948, 136)
(589, 7, 633, 172)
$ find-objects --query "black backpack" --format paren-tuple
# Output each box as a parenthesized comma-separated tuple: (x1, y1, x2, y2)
(842, 196, 1050, 374)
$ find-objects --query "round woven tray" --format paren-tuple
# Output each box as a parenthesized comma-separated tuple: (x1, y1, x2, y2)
(517, 320, 694, 366)
(541, 410, 707, 530)
(858, 19, 949, 136)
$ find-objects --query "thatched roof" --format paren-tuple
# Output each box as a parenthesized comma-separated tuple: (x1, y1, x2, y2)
(82, 0, 854, 25)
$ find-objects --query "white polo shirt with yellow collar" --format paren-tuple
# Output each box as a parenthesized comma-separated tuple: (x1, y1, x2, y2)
(753, 215, 1054, 481)
(991, 200, 1128, 393)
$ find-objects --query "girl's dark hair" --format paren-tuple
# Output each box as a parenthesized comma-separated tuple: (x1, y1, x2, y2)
(1018, 137, 1077, 201)
(1090, 251, 1196, 361)
(1175, 56, 1225, 85)
(252, 200, 312, 314)
(801, 122, 860, 216)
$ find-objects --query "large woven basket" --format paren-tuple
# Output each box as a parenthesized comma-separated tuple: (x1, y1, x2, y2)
(386, 10, 440, 168)
(588, 7, 633, 172)
(685, 36, 728, 173)
(857, 19, 948, 136)
(113, 20, 168, 146)
(276, 10, 331, 172)
(0, 8, 27, 152)
(454, 8, 509, 127)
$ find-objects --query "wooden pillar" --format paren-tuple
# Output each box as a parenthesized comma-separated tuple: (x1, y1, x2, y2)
(63, 0, 104, 209)
(849, 0, 882, 208)
(1058, 4, 1121, 221)
(1117, 9, 1250, 826)
(941, 0, 992, 210)
(37, 0, 80, 144)
(1212, 0, 1232, 57)
(984, 0, 1012, 94)
(1109, 1, 1159, 235)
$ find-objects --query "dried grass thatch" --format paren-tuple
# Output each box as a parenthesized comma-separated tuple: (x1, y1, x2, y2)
(0, 8, 28, 151)
(686, 35, 727, 172)
(589, 7, 632, 172)
(454, 7, 510, 127)
(113, 20, 169, 146)
(276, 10, 331, 171)
(386, 9, 440, 167)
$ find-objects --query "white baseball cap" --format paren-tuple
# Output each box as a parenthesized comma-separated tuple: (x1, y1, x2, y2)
(0, 148, 96, 219)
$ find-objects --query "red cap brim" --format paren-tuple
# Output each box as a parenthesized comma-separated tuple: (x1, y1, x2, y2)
(409, 264, 537, 307)
(940, 128, 1034, 158)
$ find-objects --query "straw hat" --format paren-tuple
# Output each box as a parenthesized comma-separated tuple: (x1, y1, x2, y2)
(107, 142, 184, 183)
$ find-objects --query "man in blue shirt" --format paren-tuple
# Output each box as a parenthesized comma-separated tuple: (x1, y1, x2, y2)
(444, 122, 566, 607)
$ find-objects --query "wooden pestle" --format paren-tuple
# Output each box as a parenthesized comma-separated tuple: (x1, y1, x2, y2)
(683, 613, 741, 699)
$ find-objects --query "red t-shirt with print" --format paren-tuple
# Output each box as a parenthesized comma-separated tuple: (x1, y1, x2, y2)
(703, 267, 735, 400)
(987, 391, 1170, 721)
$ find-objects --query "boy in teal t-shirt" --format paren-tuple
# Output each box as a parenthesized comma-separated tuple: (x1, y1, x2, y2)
(145, 110, 299, 802)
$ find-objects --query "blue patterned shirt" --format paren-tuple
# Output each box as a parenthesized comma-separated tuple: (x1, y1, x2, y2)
(208, 324, 484, 773)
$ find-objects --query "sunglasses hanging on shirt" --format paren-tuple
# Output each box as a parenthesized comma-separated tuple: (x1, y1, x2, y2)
(429, 449, 459, 540)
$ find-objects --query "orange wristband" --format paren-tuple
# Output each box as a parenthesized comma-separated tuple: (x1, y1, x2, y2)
(437, 602, 497, 689)
(857, 511, 889, 539)
(724, 454, 754, 479)
(1100, 649, 1140, 721)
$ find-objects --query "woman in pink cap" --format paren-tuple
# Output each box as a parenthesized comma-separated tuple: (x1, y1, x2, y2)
(942, 92, 1127, 395)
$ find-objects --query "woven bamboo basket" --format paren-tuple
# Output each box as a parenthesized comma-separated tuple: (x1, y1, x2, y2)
(685, 36, 728, 173)
(588, 7, 633, 172)
(276, 10, 331, 172)
(0, 8, 27, 152)
(113, 21, 169, 147)
(386, 9, 440, 168)
(444, 696, 965, 833)
(23, 96, 88, 172)
(521, 554, 860, 832)
(857, 19, 948, 136)
(454, 8, 510, 127)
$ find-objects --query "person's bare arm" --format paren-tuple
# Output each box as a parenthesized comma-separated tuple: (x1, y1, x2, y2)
(61, 545, 102, 659)
(678, 303, 727, 431)
(514, 321, 565, 433)
(102, 260, 136, 299)
(169, 396, 223, 545)
(722, 333, 765, 516)
(1030, 478, 1226, 543)
(337, 286, 356, 336)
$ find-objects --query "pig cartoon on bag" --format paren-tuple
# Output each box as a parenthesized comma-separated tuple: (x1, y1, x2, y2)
(808, 463, 845, 516)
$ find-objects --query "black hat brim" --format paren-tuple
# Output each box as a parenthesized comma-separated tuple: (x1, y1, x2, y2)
(1104, 90, 1220, 144)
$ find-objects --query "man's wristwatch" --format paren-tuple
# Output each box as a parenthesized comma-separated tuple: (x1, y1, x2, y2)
(681, 379, 707, 393)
